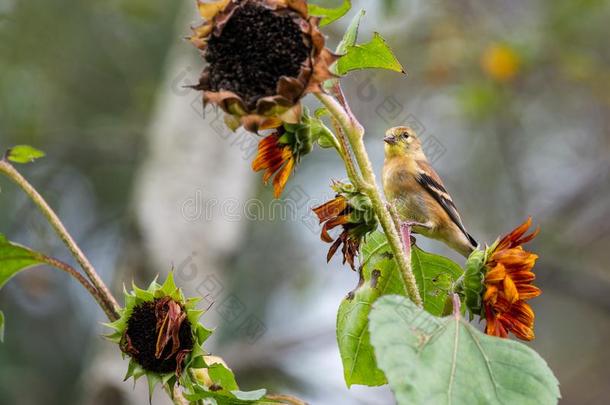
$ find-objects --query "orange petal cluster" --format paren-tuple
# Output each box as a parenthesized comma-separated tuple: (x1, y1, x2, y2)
(313, 196, 360, 270)
(252, 133, 295, 198)
(483, 217, 541, 341)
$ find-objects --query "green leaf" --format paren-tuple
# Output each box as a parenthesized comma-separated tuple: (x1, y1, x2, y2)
(411, 245, 463, 317)
(308, 0, 351, 27)
(336, 232, 463, 387)
(336, 8, 365, 55)
(0, 235, 47, 344)
(0, 234, 44, 290)
(6, 145, 45, 164)
(336, 232, 404, 387)
(336, 32, 405, 75)
(369, 295, 561, 405)
(208, 363, 239, 392)
(184, 385, 267, 404)
(0, 310, 5, 343)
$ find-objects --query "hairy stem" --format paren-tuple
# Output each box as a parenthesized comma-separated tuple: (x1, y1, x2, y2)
(329, 116, 366, 188)
(0, 159, 121, 320)
(316, 92, 423, 307)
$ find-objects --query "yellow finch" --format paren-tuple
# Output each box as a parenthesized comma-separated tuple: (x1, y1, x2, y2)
(382, 126, 477, 257)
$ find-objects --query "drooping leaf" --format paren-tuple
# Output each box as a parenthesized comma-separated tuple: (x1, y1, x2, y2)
(0, 234, 44, 290)
(369, 295, 561, 405)
(336, 232, 463, 387)
(336, 8, 365, 55)
(336, 32, 405, 75)
(308, 0, 351, 27)
(0, 310, 5, 343)
(6, 145, 46, 164)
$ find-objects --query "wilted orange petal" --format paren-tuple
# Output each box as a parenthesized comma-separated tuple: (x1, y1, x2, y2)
(492, 249, 537, 268)
(485, 263, 506, 283)
(313, 197, 347, 222)
(509, 301, 535, 324)
(510, 320, 535, 341)
(483, 284, 499, 304)
(272, 156, 295, 198)
(518, 284, 542, 300)
(509, 270, 536, 284)
(503, 275, 519, 304)
(327, 236, 343, 262)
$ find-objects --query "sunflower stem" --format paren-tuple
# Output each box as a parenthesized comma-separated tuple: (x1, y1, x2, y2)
(328, 116, 366, 188)
(0, 158, 121, 320)
(316, 92, 423, 307)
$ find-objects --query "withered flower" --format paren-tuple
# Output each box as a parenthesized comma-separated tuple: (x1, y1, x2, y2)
(191, 0, 338, 132)
(122, 297, 193, 375)
(251, 123, 313, 197)
(482, 217, 541, 341)
(106, 275, 211, 395)
(313, 182, 378, 270)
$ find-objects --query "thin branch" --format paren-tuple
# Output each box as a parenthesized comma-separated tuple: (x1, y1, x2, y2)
(35, 254, 119, 320)
(0, 159, 121, 320)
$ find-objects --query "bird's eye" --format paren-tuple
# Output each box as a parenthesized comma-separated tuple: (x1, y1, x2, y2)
(401, 132, 410, 139)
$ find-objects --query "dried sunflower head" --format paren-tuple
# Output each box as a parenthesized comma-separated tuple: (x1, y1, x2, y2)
(105, 274, 211, 398)
(190, 0, 338, 132)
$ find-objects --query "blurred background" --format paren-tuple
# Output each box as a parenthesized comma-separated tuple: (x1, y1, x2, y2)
(1, 0, 609, 403)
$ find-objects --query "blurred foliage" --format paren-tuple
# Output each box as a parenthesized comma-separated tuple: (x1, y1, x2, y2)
(0, 0, 180, 404)
(0, 0, 180, 210)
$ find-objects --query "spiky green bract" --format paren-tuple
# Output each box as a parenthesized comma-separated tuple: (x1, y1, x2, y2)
(105, 273, 212, 401)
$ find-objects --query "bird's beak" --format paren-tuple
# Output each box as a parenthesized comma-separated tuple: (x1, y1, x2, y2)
(384, 135, 397, 145)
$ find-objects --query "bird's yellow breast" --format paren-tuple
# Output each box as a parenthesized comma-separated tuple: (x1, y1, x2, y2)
(383, 156, 431, 224)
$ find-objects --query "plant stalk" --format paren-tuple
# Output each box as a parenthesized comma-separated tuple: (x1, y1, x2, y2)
(316, 92, 423, 307)
(0, 159, 121, 320)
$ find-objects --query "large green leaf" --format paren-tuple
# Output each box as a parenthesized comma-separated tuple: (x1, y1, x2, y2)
(0, 234, 44, 290)
(369, 295, 561, 405)
(336, 32, 405, 75)
(336, 232, 463, 387)
(336, 232, 404, 386)
(308, 0, 351, 27)
(6, 145, 45, 164)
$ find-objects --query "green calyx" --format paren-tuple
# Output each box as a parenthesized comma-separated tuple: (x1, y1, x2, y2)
(332, 181, 379, 238)
(461, 248, 487, 319)
(104, 273, 212, 401)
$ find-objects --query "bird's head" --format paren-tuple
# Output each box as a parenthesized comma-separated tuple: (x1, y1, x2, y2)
(383, 126, 424, 159)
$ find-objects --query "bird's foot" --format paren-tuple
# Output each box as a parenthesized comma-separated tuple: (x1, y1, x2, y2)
(401, 221, 432, 231)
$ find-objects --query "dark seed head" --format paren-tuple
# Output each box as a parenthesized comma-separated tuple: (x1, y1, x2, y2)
(122, 298, 194, 374)
(204, 1, 311, 109)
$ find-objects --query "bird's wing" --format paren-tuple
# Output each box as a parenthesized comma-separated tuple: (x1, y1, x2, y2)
(415, 160, 477, 247)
